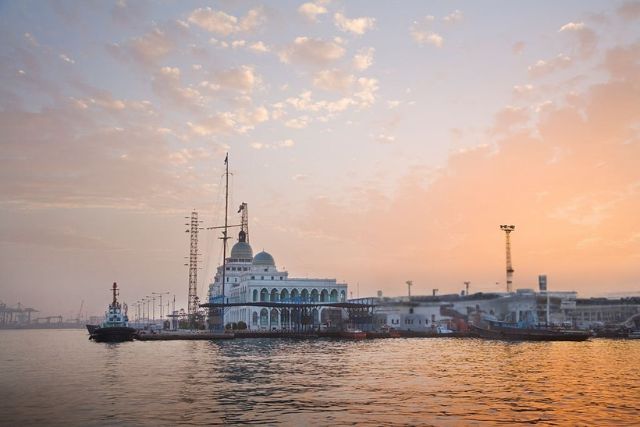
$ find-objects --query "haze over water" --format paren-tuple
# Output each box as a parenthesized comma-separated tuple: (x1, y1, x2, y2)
(1, 330, 638, 426)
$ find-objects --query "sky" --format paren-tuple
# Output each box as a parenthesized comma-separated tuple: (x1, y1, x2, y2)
(1, 0, 639, 318)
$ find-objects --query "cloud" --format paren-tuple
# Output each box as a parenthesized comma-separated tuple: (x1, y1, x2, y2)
(281, 77, 379, 121)
(559, 22, 585, 32)
(152, 66, 203, 108)
(512, 41, 526, 55)
(249, 139, 295, 150)
(528, 54, 573, 78)
(285, 116, 311, 129)
(353, 47, 375, 71)
(617, 1, 640, 21)
(214, 65, 262, 92)
(490, 105, 529, 134)
(375, 133, 396, 143)
(107, 22, 187, 68)
(313, 69, 355, 92)
(298, 2, 328, 22)
(111, 0, 147, 27)
(58, 53, 75, 64)
(512, 84, 534, 98)
(248, 41, 270, 53)
(280, 37, 346, 66)
(24, 32, 39, 47)
(411, 27, 443, 47)
(559, 22, 597, 58)
(387, 100, 401, 109)
(188, 105, 269, 136)
(443, 10, 463, 23)
(354, 77, 379, 106)
(294, 41, 640, 294)
(187, 7, 265, 35)
(603, 41, 640, 81)
(0, 106, 215, 211)
(188, 113, 236, 136)
(334, 12, 376, 35)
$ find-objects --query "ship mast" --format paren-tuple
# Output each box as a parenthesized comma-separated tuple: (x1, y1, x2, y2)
(221, 153, 230, 304)
(111, 282, 118, 307)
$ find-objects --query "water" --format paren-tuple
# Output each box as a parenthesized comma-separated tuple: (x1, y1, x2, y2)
(1, 330, 638, 426)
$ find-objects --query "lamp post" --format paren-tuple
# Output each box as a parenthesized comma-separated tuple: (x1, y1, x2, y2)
(153, 292, 170, 320)
(146, 296, 151, 324)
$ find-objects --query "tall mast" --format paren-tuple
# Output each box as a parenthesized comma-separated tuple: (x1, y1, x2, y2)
(112, 282, 118, 306)
(221, 153, 230, 304)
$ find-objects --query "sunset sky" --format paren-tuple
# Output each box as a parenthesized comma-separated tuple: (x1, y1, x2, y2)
(1, 1, 639, 317)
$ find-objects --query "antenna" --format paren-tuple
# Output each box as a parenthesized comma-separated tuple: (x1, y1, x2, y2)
(500, 225, 516, 293)
(406, 280, 413, 298)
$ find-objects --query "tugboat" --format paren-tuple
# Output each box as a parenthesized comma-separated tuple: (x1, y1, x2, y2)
(87, 282, 137, 342)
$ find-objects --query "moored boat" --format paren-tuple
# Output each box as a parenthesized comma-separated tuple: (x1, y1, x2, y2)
(89, 282, 137, 343)
(340, 329, 367, 339)
(471, 317, 590, 342)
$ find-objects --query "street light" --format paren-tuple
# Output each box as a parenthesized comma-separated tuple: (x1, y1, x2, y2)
(153, 292, 170, 320)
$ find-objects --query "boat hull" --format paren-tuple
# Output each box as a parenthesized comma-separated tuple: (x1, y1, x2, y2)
(339, 330, 367, 339)
(470, 324, 590, 342)
(89, 326, 137, 343)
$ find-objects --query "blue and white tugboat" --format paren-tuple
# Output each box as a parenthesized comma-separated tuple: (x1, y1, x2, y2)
(87, 282, 137, 342)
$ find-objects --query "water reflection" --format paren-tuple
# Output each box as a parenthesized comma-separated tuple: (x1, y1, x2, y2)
(1, 331, 639, 426)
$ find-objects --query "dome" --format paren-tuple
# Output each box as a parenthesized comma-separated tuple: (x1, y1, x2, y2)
(230, 241, 253, 260)
(253, 251, 275, 266)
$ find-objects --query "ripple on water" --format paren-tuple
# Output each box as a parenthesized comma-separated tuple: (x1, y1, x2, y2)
(1, 331, 639, 426)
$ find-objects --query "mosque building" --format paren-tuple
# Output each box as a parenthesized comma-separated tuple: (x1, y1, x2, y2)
(208, 228, 348, 330)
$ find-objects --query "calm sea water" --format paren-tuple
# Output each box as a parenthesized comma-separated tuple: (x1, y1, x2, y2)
(0, 330, 638, 426)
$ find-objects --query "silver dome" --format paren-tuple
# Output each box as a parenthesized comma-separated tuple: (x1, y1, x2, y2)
(253, 251, 275, 266)
(230, 241, 253, 260)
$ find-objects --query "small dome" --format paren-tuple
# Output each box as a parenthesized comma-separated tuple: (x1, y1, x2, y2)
(230, 241, 253, 260)
(253, 251, 275, 266)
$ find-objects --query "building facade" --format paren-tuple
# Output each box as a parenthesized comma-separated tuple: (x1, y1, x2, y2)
(208, 231, 348, 330)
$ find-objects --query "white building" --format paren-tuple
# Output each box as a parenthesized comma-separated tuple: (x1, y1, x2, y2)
(373, 289, 580, 331)
(208, 230, 348, 330)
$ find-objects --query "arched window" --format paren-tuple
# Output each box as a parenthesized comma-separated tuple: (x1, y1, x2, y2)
(320, 289, 329, 302)
(290, 289, 299, 301)
(301, 289, 309, 302)
(270, 309, 279, 326)
(280, 289, 289, 301)
(253, 289, 258, 302)
(340, 290, 346, 302)
(280, 309, 289, 325)
(310, 289, 319, 302)
(252, 311, 258, 325)
(330, 289, 338, 302)
(260, 308, 268, 326)
(270, 288, 278, 302)
(260, 288, 268, 302)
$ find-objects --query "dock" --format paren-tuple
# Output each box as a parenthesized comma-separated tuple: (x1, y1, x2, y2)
(135, 331, 234, 341)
